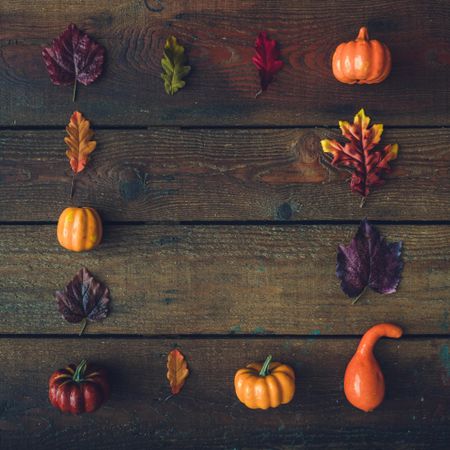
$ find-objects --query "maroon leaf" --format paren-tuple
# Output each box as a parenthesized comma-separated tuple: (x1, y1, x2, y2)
(252, 31, 283, 95)
(55, 267, 111, 334)
(337, 219, 403, 303)
(42, 24, 105, 101)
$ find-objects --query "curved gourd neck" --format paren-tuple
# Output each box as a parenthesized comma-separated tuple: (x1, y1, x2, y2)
(357, 323, 403, 356)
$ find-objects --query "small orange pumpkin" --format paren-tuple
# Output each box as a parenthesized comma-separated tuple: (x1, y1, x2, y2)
(234, 355, 295, 409)
(57, 207, 102, 252)
(332, 27, 392, 84)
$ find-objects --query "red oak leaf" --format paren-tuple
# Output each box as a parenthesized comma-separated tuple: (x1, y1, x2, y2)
(252, 31, 284, 96)
(321, 109, 398, 205)
(42, 24, 105, 101)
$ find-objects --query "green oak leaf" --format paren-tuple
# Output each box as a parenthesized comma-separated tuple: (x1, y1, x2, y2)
(161, 36, 191, 95)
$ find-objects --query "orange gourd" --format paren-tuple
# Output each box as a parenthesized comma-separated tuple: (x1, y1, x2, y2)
(344, 323, 403, 412)
(234, 355, 295, 409)
(332, 27, 392, 84)
(57, 207, 102, 252)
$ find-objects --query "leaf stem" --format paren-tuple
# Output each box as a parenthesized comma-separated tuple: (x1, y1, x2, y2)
(72, 79, 77, 102)
(352, 287, 367, 305)
(70, 172, 76, 200)
(163, 393, 174, 402)
(79, 318, 88, 336)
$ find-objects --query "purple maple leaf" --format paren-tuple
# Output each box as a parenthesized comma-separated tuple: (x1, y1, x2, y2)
(42, 23, 105, 101)
(337, 219, 403, 302)
(55, 267, 111, 334)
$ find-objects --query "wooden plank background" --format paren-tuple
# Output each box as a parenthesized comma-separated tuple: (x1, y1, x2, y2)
(1, 128, 450, 221)
(0, 0, 449, 448)
(0, 224, 448, 335)
(1, 0, 450, 126)
(0, 338, 448, 450)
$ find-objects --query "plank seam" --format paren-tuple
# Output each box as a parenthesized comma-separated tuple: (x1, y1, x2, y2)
(2, 220, 450, 226)
(2, 125, 450, 131)
(0, 334, 447, 340)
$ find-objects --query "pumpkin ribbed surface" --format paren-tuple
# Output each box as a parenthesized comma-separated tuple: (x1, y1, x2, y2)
(57, 207, 102, 252)
(332, 27, 391, 84)
(234, 357, 295, 409)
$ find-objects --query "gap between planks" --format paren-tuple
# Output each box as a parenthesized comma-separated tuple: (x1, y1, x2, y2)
(0, 334, 447, 340)
(2, 125, 450, 131)
(2, 220, 450, 226)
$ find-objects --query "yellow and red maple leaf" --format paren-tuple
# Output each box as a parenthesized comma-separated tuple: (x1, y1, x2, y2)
(321, 109, 398, 200)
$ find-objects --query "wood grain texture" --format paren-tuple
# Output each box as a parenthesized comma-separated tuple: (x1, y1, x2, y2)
(1, 127, 450, 221)
(2, 0, 450, 126)
(0, 337, 448, 450)
(0, 224, 448, 335)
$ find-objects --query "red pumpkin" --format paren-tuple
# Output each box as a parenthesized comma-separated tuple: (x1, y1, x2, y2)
(49, 360, 110, 414)
(332, 27, 392, 84)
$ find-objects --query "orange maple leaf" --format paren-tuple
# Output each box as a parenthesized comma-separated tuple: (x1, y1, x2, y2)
(65, 111, 96, 173)
(167, 349, 189, 395)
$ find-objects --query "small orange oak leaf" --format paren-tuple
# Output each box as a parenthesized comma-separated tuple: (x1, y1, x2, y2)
(65, 111, 96, 173)
(166, 349, 189, 395)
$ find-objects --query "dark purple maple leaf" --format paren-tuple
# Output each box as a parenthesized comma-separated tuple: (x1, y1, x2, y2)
(337, 219, 403, 303)
(42, 24, 105, 101)
(55, 267, 111, 334)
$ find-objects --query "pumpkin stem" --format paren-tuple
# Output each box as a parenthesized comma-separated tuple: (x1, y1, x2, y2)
(73, 359, 88, 383)
(259, 355, 273, 377)
(357, 27, 369, 41)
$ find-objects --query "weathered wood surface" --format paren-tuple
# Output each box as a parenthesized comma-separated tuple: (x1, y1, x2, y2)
(0, 338, 448, 450)
(1, 128, 450, 222)
(2, 0, 450, 126)
(0, 224, 448, 335)
(2, 0, 450, 448)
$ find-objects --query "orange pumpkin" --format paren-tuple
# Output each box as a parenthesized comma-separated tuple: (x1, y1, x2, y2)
(57, 207, 102, 252)
(332, 27, 392, 84)
(344, 323, 403, 412)
(234, 355, 295, 409)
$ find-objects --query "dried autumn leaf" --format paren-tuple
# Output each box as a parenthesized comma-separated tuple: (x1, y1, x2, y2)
(252, 31, 284, 96)
(167, 349, 189, 395)
(42, 23, 105, 101)
(65, 111, 96, 174)
(321, 109, 398, 205)
(55, 267, 111, 335)
(337, 219, 403, 303)
(161, 36, 191, 95)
